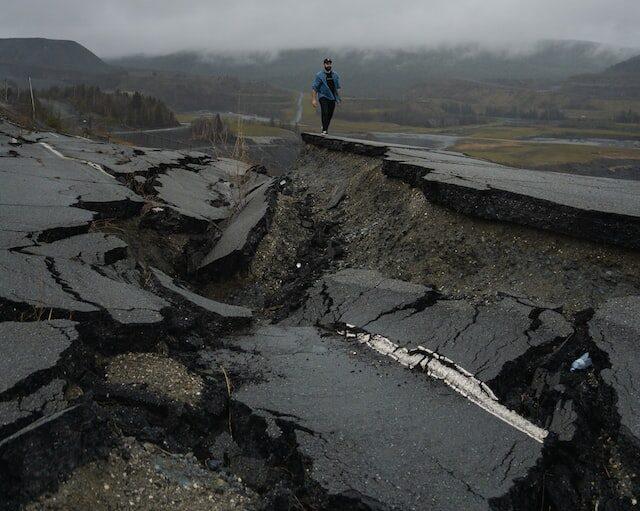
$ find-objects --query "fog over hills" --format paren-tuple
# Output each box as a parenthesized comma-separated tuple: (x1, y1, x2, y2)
(111, 40, 638, 97)
(4, 0, 640, 56)
(3, 36, 639, 106)
(607, 54, 640, 74)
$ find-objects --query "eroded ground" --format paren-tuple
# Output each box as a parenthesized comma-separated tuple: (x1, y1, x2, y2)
(2, 120, 640, 510)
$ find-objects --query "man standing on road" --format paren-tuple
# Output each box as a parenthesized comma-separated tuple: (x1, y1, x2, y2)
(311, 58, 341, 135)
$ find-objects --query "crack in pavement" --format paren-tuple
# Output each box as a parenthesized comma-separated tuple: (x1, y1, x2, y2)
(337, 325, 548, 444)
(39, 142, 115, 180)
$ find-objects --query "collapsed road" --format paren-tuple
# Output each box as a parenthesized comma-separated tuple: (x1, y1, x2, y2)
(1, 119, 640, 511)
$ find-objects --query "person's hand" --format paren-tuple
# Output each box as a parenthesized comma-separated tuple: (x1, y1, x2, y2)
(311, 98, 318, 108)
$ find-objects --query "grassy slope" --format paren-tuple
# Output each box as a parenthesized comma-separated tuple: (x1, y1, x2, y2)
(228, 122, 293, 137)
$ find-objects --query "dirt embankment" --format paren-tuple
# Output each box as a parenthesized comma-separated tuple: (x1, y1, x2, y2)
(234, 144, 640, 315)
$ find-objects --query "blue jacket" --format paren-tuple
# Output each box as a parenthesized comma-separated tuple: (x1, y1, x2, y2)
(312, 70, 341, 102)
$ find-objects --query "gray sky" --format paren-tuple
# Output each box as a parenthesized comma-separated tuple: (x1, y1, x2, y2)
(2, 0, 639, 57)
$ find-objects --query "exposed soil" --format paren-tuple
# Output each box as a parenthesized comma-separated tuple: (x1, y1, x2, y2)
(105, 353, 204, 404)
(215, 145, 640, 321)
(26, 439, 259, 511)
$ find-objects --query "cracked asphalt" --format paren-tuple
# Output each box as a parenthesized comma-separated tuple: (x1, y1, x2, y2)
(218, 324, 543, 510)
(2, 121, 640, 510)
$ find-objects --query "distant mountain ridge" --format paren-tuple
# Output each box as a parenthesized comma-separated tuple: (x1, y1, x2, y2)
(561, 51, 640, 99)
(0, 38, 112, 88)
(606, 54, 640, 74)
(111, 40, 638, 97)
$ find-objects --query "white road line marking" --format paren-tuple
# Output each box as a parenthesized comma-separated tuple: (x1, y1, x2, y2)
(39, 142, 114, 179)
(338, 326, 548, 444)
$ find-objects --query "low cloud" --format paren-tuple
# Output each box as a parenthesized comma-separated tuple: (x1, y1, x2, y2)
(1, 0, 638, 57)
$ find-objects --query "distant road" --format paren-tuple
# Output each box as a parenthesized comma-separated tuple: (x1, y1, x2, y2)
(109, 124, 190, 135)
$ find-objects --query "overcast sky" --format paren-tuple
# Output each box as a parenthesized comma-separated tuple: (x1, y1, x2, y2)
(2, 0, 639, 57)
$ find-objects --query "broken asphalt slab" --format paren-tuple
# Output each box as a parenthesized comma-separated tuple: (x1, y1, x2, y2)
(4, 127, 187, 176)
(150, 267, 252, 323)
(0, 136, 144, 244)
(0, 249, 168, 324)
(0, 320, 77, 395)
(590, 296, 640, 440)
(150, 159, 269, 231)
(0, 379, 67, 434)
(301, 133, 640, 249)
(0, 119, 268, 327)
(22, 232, 128, 265)
(23, 129, 272, 233)
(217, 325, 543, 510)
(197, 180, 275, 276)
(289, 269, 573, 383)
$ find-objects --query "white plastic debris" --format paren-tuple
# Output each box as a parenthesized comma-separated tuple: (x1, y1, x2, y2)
(570, 352, 592, 372)
(9, 137, 19, 145)
(279, 179, 287, 186)
(151, 207, 164, 213)
(296, 262, 302, 269)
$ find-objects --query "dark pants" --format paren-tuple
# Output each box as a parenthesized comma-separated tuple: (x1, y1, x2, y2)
(319, 97, 336, 132)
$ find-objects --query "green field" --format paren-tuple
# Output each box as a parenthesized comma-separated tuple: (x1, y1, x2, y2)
(176, 112, 294, 138)
(227, 121, 293, 138)
(453, 138, 640, 168)
(444, 124, 640, 141)
(297, 93, 443, 134)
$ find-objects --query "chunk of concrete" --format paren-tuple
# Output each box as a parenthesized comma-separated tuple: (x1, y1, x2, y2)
(197, 180, 274, 275)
